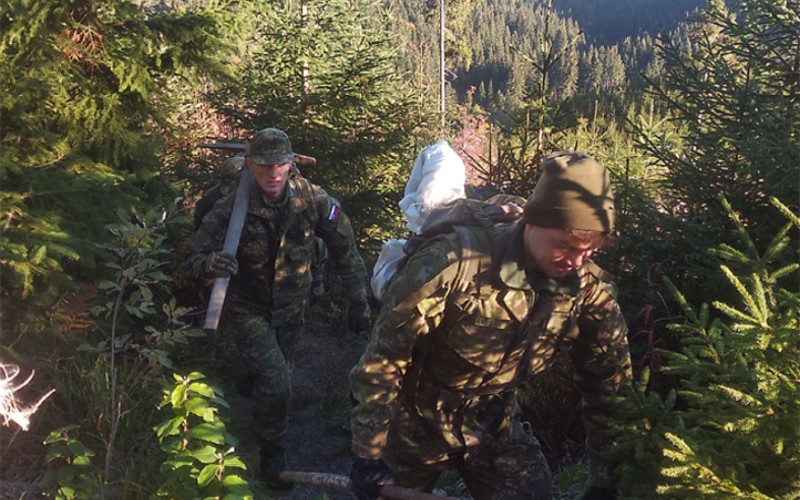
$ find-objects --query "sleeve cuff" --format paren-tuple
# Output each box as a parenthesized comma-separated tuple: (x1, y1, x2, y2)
(351, 425, 388, 460)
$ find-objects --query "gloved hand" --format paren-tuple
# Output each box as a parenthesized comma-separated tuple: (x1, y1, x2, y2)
(581, 486, 617, 500)
(205, 251, 238, 278)
(350, 456, 395, 500)
(347, 302, 371, 334)
(308, 282, 325, 306)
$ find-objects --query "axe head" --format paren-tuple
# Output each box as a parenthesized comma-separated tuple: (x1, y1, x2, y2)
(198, 142, 316, 167)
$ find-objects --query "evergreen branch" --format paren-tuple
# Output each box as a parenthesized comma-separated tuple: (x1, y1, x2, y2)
(665, 322, 706, 336)
(770, 197, 800, 229)
(663, 431, 692, 455)
(770, 438, 784, 456)
(751, 273, 768, 322)
(709, 384, 761, 408)
(719, 196, 758, 257)
(698, 302, 710, 328)
(756, 332, 771, 350)
(712, 301, 759, 327)
(660, 432, 764, 498)
(771, 263, 800, 281)
(709, 243, 751, 265)
(765, 362, 797, 391)
(662, 276, 700, 325)
(718, 265, 766, 326)
(761, 222, 792, 263)
(674, 391, 705, 407)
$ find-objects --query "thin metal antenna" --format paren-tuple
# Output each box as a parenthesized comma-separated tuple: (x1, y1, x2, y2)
(440, 0, 446, 135)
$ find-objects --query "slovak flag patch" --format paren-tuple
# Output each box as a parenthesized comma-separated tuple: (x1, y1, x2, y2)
(327, 205, 341, 222)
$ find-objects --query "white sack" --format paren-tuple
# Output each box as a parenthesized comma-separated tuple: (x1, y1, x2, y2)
(370, 239, 407, 300)
(398, 141, 466, 234)
(371, 141, 467, 300)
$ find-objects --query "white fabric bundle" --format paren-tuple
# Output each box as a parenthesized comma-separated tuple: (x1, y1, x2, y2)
(398, 141, 467, 234)
(371, 141, 466, 300)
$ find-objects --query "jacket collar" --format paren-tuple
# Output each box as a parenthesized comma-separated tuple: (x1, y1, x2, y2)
(495, 222, 581, 296)
(247, 180, 292, 215)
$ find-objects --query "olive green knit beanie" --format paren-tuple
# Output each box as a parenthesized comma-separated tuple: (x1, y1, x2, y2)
(523, 150, 615, 233)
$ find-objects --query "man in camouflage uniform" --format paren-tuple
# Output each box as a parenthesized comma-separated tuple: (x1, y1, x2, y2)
(349, 151, 632, 500)
(194, 154, 329, 302)
(187, 128, 370, 488)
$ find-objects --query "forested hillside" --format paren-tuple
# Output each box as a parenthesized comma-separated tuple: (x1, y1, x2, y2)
(552, 0, 706, 44)
(1, 0, 798, 499)
(385, 0, 702, 109)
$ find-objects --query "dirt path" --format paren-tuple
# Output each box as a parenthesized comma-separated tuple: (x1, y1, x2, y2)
(273, 314, 365, 500)
(224, 301, 367, 500)
(220, 296, 580, 500)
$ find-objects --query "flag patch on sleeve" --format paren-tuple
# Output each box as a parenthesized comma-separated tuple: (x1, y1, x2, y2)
(327, 205, 341, 222)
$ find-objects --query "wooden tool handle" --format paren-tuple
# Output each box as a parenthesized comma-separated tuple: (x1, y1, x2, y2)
(202, 168, 254, 332)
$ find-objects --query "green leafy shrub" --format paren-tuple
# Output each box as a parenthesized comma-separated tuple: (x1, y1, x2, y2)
(153, 372, 252, 500)
(7, 207, 204, 496)
(41, 425, 101, 499)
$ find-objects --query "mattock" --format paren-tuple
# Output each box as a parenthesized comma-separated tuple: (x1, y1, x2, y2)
(278, 470, 455, 500)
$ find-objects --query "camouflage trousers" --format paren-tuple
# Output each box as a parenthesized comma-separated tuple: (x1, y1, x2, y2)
(384, 394, 553, 500)
(220, 303, 302, 448)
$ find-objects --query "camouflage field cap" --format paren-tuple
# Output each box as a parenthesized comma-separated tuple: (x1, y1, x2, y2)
(245, 128, 294, 165)
(523, 150, 615, 233)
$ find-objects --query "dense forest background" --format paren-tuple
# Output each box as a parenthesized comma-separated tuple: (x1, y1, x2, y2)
(1, 0, 798, 498)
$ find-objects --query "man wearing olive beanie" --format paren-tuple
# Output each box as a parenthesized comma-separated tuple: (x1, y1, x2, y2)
(350, 150, 632, 500)
(524, 151, 616, 233)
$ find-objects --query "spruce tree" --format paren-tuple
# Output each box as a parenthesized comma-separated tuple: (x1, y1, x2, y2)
(209, 0, 426, 253)
(0, 0, 230, 354)
(626, 0, 800, 307)
(610, 197, 800, 498)
(470, 0, 582, 196)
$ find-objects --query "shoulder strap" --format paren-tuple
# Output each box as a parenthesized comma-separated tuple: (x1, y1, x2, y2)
(289, 176, 321, 225)
(452, 224, 494, 294)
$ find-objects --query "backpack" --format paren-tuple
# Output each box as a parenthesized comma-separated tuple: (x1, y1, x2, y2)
(370, 194, 526, 300)
(404, 194, 526, 256)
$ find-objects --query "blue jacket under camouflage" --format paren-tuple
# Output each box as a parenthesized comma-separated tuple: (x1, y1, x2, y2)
(350, 221, 631, 487)
(188, 175, 368, 326)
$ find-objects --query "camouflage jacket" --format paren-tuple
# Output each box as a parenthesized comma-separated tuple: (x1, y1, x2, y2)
(350, 221, 631, 486)
(194, 181, 236, 229)
(188, 175, 368, 326)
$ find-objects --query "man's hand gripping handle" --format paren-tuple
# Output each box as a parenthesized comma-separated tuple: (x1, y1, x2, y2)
(203, 168, 254, 332)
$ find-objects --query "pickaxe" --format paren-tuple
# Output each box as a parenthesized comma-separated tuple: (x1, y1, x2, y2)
(202, 166, 253, 332)
(278, 470, 454, 500)
(198, 142, 317, 166)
